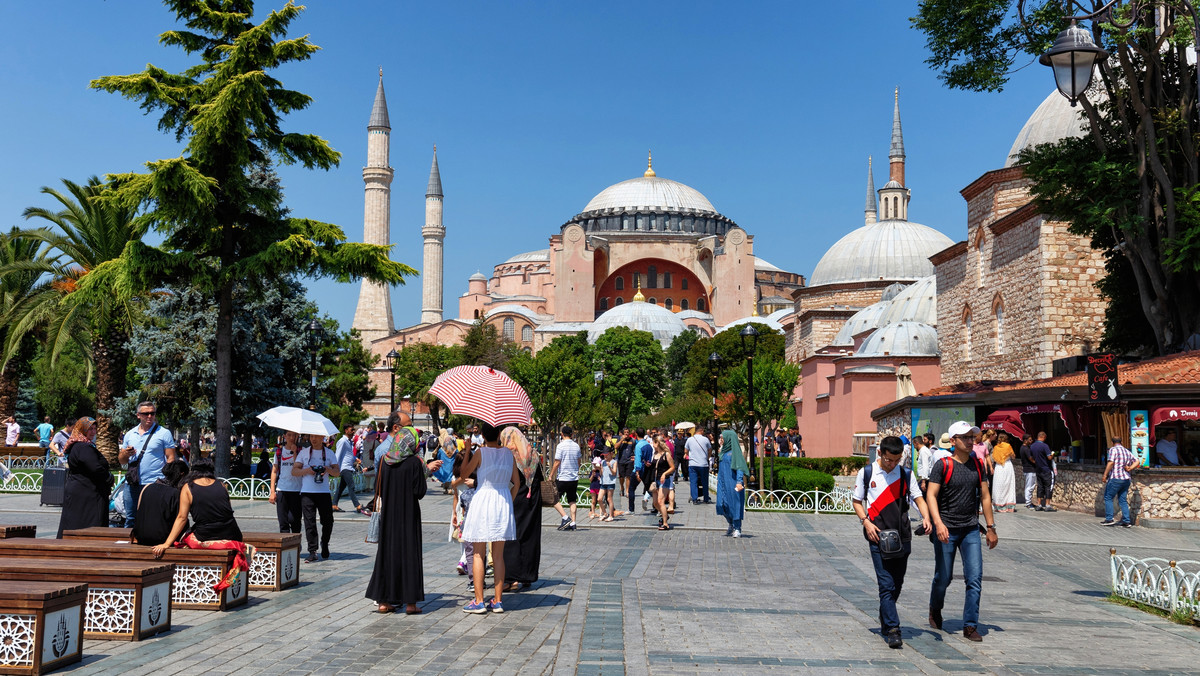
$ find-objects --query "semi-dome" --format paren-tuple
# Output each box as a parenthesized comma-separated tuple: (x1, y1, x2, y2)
(878, 274, 937, 326)
(856, 321, 940, 357)
(880, 282, 908, 302)
(1005, 90, 1088, 167)
(503, 249, 550, 264)
(809, 220, 955, 287)
(832, 300, 892, 346)
(583, 176, 717, 214)
(587, 299, 687, 349)
(723, 315, 784, 332)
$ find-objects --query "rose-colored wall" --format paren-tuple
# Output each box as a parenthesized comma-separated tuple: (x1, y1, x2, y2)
(596, 259, 709, 312)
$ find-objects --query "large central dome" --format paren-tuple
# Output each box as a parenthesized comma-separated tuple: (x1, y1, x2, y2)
(583, 176, 717, 214)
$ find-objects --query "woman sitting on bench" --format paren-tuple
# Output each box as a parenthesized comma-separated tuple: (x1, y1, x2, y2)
(152, 460, 253, 591)
(131, 460, 189, 546)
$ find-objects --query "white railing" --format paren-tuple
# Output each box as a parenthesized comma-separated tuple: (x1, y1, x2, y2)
(745, 486, 855, 513)
(1, 455, 54, 470)
(0, 469, 373, 501)
(1111, 551, 1200, 621)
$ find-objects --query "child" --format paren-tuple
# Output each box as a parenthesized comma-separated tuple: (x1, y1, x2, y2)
(587, 451, 602, 519)
(450, 452, 476, 587)
(598, 449, 617, 521)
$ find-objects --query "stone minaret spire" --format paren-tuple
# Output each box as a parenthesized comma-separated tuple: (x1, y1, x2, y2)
(352, 70, 395, 344)
(864, 156, 877, 225)
(879, 88, 911, 221)
(420, 146, 445, 324)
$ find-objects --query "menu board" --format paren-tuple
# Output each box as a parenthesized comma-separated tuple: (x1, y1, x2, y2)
(1129, 409, 1150, 467)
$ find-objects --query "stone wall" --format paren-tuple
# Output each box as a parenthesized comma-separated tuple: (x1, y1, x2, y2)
(1048, 465, 1200, 522)
(875, 410, 910, 442)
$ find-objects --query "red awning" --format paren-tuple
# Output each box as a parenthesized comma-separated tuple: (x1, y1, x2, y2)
(1017, 403, 1082, 440)
(981, 409, 1025, 438)
(1149, 406, 1200, 444)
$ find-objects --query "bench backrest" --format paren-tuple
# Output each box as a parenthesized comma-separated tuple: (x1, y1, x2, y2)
(0, 539, 236, 565)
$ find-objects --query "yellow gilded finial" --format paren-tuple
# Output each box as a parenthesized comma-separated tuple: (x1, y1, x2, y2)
(632, 277, 646, 302)
(752, 305, 759, 317)
(644, 150, 656, 178)
(379, 66, 383, 78)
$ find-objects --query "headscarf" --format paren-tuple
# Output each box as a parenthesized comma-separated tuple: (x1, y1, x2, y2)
(502, 426, 539, 497)
(381, 426, 419, 465)
(721, 430, 751, 477)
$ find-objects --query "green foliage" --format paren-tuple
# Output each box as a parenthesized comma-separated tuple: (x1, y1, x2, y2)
(592, 326, 665, 431)
(316, 324, 377, 429)
(637, 393, 713, 431)
(771, 456, 868, 477)
(30, 340, 94, 422)
(773, 467, 834, 493)
(390, 342, 462, 432)
(663, 329, 698, 398)
(681, 323, 784, 396)
(778, 405, 797, 431)
(507, 333, 594, 444)
(722, 358, 800, 434)
(460, 321, 517, 371)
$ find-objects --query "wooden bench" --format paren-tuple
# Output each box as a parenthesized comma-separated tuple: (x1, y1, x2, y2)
(0, 582, 86, 675)
(0, 540, 247, 611)
(62, 528, 301, 592)
(0, 557, 172, 641)
(0, 525, 36, 539)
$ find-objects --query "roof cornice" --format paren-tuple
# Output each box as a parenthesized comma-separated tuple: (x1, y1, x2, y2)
(929, 241, 968, 266)
(960, 166, 1027, 201)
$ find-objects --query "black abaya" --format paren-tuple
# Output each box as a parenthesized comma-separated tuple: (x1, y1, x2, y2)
(504, 465, 542, 585)
(365, 454, 427, 606)
(57, 441, 112, 538)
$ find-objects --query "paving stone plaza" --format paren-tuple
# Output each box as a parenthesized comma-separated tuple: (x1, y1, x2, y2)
(2, 489, 1198, 675)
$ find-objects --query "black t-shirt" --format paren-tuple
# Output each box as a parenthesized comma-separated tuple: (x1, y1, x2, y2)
(1030, 441, 1053, 473)
(617, 440, 635, 465)
(1019, 443, 1036, 473)
(928, 455, 982, 529)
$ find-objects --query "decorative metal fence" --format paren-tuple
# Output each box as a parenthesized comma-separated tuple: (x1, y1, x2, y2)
(1, 466, 372, 501)
(1110, 550, 1200, 621)
(1, 455, 54, 470)
(745, 487, 855, 513)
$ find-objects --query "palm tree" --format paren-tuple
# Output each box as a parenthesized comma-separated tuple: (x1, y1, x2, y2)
(0, 228, 56, 419)
(7, 177, 147, 463)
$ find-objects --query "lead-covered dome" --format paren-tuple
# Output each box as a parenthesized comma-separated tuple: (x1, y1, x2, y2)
(832, 300, 892, 346)
(1005, 90, 1088, 167)
(878, 274, 937, 326)
(583, 177, 717, 214)
(587, 299, 687, 349)
(563, 165, 738, 238)
(856, 321, 939, 357)
(809, 220, 954, 287)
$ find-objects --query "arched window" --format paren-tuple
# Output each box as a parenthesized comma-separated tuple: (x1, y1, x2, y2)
(962, 308, 972, 360)
(681, 298, 689, 310)
(974, 228, 986, 288)
(615, 297, 624, 306)
(615, 276, 624, 291)
(681, 278, 688, 290)
(663, 272, 672, 289)
(993, 298, 1004, 354)
(631, 273, 641, 289)
(473, 309, 480, 319)
(523, 347, 531, 354)
(893, 196, 899, 217)
(503, 317, 515, 341)
(648, 297, 657, 305)
(697, 297, 707, 312)
(647, 265, 658, 288)
(599, 297, 609, 311)
(665, 298, 673, 310)
(521, 325, 533, 342)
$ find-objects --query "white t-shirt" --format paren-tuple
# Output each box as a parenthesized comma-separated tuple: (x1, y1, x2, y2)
(5, 422, 19, 446)
(274, 445, 303, 493)
(1156, 439, 1180, 465)
(852, 460, 923, 517)
(554, 439, 582, 481)
(685, 434, 711, 467)
(294, 445, 335, 494)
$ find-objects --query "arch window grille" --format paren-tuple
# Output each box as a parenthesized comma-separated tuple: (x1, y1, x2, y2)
(615, 276, 624, 291)
(994, 300, 1004, 354)
(648, 297, 657, 305)
(963, 309, 972, 360)
(599, 297, 609, 311)
(521, 325, 533, 342)
(615, 297, 624, 306)
(681, 278, 688, 290)
(681, 298, 689, 310)
(503, 318, 515, 341)
(647, 265, 658, 288)
(665, 298, 673, 310)
(696, 297, 707, 312)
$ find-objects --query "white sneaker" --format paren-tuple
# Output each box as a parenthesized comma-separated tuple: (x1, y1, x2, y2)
(732, 529, 741, 538)
(2, 473, 13, 486)
(642, 492, 650, 510)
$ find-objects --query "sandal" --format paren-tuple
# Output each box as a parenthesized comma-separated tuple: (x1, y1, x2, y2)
(377, 603, 395, 613)
(603, 516, 614, 522)
(658, 524, 671, 531)
(505, 581, 525, 593)
(331, 506, 344, 512)
(357, 507, 372, 516)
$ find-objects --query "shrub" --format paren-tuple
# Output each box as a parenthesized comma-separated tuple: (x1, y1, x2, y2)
(773, 467, 834, 493)
(769, 456, 868, 476)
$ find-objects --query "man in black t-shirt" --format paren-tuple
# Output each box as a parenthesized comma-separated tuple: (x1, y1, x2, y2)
(1018, 434, 1036, 508)
(925, 421, 999, 643)
(1029, 432, 1056, 512)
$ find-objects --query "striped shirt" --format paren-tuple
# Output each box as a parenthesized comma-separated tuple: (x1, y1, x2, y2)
(1107, 444, 1137, 480)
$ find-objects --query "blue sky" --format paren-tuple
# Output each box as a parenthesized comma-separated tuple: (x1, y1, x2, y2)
(0, 1, 1058, 333)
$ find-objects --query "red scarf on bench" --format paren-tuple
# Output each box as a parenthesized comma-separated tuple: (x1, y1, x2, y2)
(178, 533, 256, 592)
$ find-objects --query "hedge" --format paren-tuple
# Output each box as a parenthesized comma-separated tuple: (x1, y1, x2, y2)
(767, 456, 868, 476)
(772, 467, 835, 493)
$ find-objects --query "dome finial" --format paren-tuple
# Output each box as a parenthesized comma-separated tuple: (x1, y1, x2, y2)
(632, 277, 646, 302)
(751, 305, 759, 317)
(644, 150, 656, 178)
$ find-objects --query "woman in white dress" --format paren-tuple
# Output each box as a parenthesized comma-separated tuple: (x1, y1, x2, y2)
(990, 431, 1018, 513)
(458, 422, 519, 614)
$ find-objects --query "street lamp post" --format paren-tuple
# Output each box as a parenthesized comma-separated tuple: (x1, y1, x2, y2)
(708, 352, 721, 435)
(308, 319, 321, 410)
(739, 324, 763, 490)
(386, 348, 400, 412)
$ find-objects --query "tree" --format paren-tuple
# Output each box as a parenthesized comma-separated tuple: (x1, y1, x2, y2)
(12, 178, 146, 462)
(723, 358, 801, 438)
(91, 1, 415, 475)
(390, 342, 461, 435)
(592, 326, 665, 431)
(30, 340, 95, 424)
(508, 333, 592, 446)
(913, 0, 1200, 354)
(681, 323, 784, 396)
(663, 329, 698, 398)
(460, 320, 517, 370)
(317, 325, 378, 429)
(0, 228, 50, 421)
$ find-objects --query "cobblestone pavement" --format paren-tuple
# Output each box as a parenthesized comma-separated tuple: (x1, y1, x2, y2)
(2, 484, 1198, 675)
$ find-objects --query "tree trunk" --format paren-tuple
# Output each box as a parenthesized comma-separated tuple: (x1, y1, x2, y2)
(213, 277, 234, 478)
(0, 362, 17, 421)
(93, 330, 128, 467)
(189, 423, 202, 464)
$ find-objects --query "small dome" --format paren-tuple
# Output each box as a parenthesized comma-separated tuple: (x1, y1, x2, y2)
(503, 249, 550, 264)
(469, 271, 488, 281)
(832, 300, 892, 346)
(723, 315, 783, 332)
(856, 321, 939, 357)
(484, 304, 546, 323)
(583, 177, 717, 214)
(1006, 90, 1088, 167)
(878, 275, 937, 326)
(764, 308, 791, 324)
(587, 299, 687, 349)
(754, 256, 784, 273)
(880, 282, 908, 302)
(809, 220, 954, 287)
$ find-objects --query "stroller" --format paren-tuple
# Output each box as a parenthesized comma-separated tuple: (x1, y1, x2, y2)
(109, 476, 134, 527)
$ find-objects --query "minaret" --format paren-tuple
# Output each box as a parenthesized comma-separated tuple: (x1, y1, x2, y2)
(352, 70, 395, 344)
(420, 146, 445, 324)
(864, 156, 877, 225)
(878, 87, 911, 221)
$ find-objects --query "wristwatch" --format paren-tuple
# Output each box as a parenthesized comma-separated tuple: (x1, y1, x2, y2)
(859, 516, 867, 524)
(986, 524, 996, 530)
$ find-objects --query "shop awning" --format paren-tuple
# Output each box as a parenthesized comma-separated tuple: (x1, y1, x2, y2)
(981, 409, 1025, 438)
(1018, 403, 1082, 440)
(1149, 406, 1200, 443)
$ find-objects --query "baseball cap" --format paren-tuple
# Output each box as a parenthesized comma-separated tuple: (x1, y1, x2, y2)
(947, 421, 981, 438)
(937, 433, 953, 450)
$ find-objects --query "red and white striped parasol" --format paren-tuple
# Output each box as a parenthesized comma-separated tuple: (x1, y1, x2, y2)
(428, 365, 533, 427)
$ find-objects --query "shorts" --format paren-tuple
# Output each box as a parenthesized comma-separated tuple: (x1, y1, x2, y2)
(600, 483, 615, 491)
(1036, 471, 1053, 499)
(556, 480, 579, 504)
(589, 487, 599, 495)
(659, 475, 674, 491)
(618, 462, 633, 479)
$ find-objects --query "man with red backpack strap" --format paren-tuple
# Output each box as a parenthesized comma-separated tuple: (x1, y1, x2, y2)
(924, 421, 999, 643)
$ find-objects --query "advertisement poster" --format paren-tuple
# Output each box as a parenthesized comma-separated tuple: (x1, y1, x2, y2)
(1129, 409, 1150, 467)
(912, 406, 975, 471)
(1087, 352, 1120, 402)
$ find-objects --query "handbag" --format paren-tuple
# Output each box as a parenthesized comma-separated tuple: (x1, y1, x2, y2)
(540, 479, 559, 507)
(877, 529, 904, 559)
(365, 498, 382, 543)
(126, 423, 158, 490)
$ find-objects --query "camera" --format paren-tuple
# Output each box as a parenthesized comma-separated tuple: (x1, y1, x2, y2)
(311, 465, 326, 484)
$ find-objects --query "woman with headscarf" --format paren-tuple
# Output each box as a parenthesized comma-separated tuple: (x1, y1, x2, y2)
(716, 430, 749, 538)
(990, 431, 1018, 513)
(503, 426, 542, 592)
(57, 417, 112, 538)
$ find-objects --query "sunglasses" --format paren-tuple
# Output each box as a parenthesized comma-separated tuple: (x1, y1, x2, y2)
(137, 411, 157, 417)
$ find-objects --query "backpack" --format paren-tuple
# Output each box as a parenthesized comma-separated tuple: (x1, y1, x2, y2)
(939, 455, 985, 505)
(862, 463, 911, 515)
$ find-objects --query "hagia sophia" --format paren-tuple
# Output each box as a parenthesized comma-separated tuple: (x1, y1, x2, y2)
(352, 73, 1113, 457)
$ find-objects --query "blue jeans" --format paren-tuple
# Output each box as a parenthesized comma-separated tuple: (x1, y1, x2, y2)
(869, 540, 911, 632)
(689, 466, 710, 502)
(1104, 478, 1131, 524)
(929, 526, 982, 629)
(333, 469, 361, 510)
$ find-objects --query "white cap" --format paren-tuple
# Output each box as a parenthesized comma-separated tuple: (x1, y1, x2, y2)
(947, 421, 981, 437)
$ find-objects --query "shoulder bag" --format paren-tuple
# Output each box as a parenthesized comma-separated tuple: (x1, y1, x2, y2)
(365, 459, 383, 543)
